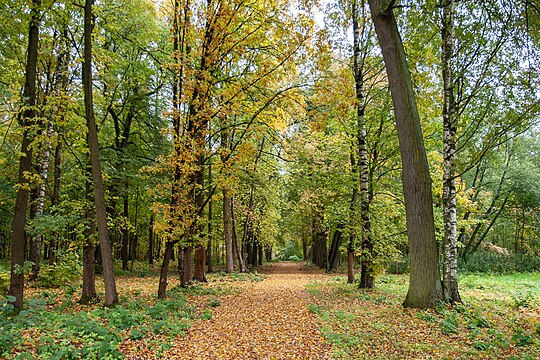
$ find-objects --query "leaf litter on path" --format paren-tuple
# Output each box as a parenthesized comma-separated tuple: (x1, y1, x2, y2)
(161, 262, 333, 359)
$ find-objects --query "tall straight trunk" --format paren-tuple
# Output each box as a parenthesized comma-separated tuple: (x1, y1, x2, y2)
(9, 0, 40, 310)
(207, 165, 213, 273)
(121, 195, 129, 270)
(81, 168, 97, 304)
(83, 0, 118, 307)
(48, 141, 62, 264)
(223, 191, 234, 273)
(29, 121, 54, 280)
(221, 129, 234, 273)
(368, 0, 442, 308)
(353, 0, 374, 290)
(148, 215, 154, 265)
(231, 198, 246, 272)
(327, 226, 343, 272)
(441, 0, 461, 304)
(348, 153, 357, 284)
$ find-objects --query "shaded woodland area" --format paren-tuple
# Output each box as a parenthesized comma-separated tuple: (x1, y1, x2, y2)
(0, 0, 540, 312)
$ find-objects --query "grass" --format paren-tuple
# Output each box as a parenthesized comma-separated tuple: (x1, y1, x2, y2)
(0, 269, 264, 359)
(307, 272, 540, 359)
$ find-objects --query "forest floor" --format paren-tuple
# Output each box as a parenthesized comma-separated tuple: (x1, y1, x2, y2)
(160, 262, 332, 359)
(2, 262, 540, 359)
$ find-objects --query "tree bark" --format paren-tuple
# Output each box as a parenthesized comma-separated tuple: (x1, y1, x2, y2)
(207, 164, 213, 273)
(158, 241, 174, 299)
(231, 198, 246, 272)
(48, 140, 62, 264)
(368, 0, 443, 308)
(83, 0, 118, 306)
(181, 246, 193, 287)
(29, 121, 54, 280)
(352, 0, 374, 290)
(81, 169, 97, 304)
(441, 0, 461, 304)
(223, 190, 234, 273)
(148, 215, 154, 265)
(9, 0, 41, 310)
(121, 195, 129, 270)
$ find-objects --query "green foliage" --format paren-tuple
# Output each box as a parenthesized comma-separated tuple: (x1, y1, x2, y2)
(276, 240, 302, 261)
(0, 266, 9, 294)
(459, 251, 540, 274)
(0, 289, 198, 359)
(37, 251, 82, 288)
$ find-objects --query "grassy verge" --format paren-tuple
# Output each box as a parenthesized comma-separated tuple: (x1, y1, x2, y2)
(307, 273, 540, 359)
(0, 270, 264, 359)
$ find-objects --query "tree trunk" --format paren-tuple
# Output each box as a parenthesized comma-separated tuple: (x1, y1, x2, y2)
(347, 249, 355, 284)
(223, 190, 234, 273)
(158, 241, 174, 299)
(327, 226, 343, 272)
(81, 169, 97, 303)
(121, 195, 129, 270)
(352, 0, 374, 290)
(194, 245, 207, 282)
(181, 246, 193, 287)
(368, 0, 442, 308)
(231, 198, 246, 272)
(207, 165, 213, 273)
(441, 0, 461, 304)
(9, 0, 40, 310)
(148, 215, 154, 265)
(83, 0, 118, 306)
(29, 121, 54, 280)
(48, 140, 62, 264)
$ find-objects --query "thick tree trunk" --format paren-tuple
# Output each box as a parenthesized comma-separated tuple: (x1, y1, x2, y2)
(9, 0, 40, 310)
(441, 0, 461, 304)
(368, 0, 442, 308)
(194, 245, 207, 282)
(181, 246, 193, 287)
(83, 0, 118, 307)
(158, 241, 174, 299)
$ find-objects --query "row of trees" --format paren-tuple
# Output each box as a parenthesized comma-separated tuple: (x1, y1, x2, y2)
(0, 0, 539, 309)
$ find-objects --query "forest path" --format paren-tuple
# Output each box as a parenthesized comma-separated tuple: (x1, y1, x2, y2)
(165, 262, 333, 359)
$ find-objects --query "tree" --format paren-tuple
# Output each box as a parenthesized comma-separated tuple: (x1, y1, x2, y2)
(8, 0, 41, 310)
(368, 0, 443, 308)
(440, 0, 461, 303)
(83, 0, 118, 307)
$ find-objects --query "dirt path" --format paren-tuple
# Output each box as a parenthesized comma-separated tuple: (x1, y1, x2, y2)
(165, 262, 333, 359)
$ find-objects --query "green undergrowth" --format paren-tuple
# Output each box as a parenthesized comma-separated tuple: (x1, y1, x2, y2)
(307, 273, 540, 359)
(0, 270, 264, 359)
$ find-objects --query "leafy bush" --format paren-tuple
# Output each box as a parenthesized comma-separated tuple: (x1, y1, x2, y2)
(38, 251, 82, 288)
(459, 251, 540, 274)
(0, 267, 9, 294)
(384, 255, 409, 274)
(276, 240, 302, 261)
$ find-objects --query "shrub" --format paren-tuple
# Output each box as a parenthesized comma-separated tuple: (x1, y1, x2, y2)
(459, 251, 540, 274)
(38, 251, 82, 288)
(0, 269, 9, 294)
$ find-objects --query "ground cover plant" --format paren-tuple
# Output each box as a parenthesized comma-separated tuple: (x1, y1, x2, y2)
(307, 273, 540, 359)
(0, 268, 261, 359)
